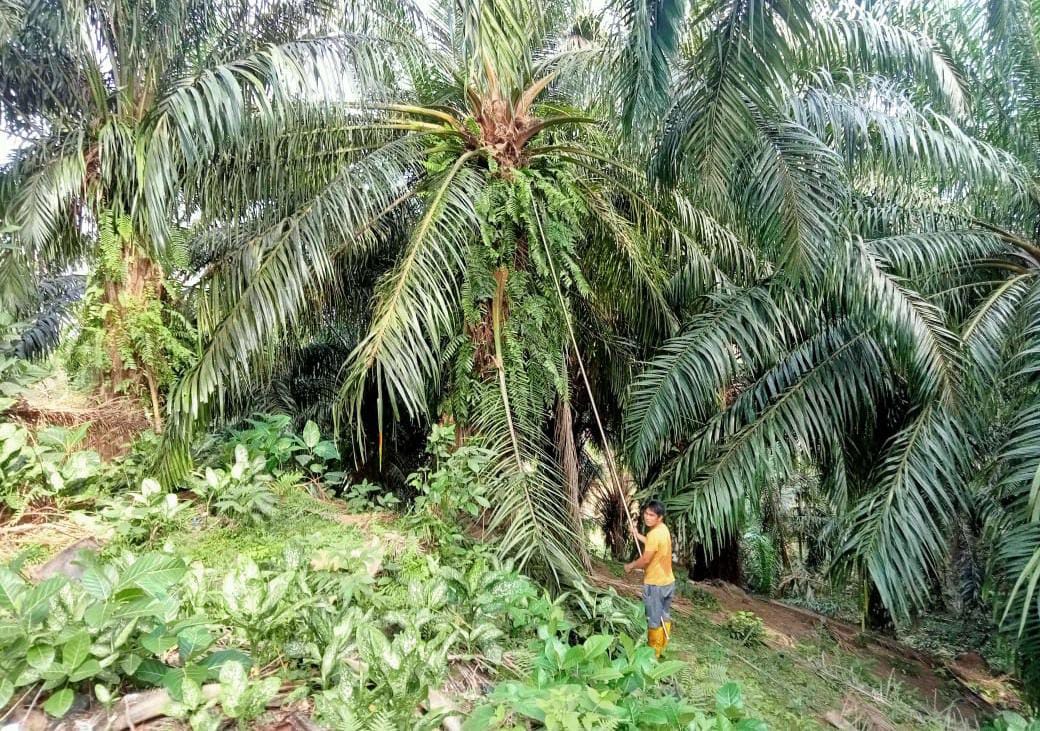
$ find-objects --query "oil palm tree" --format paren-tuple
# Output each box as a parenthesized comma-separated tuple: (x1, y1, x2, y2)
(905, 0, 1040, 703)
(0, 0, 337, 423)
(170, 0, 693, 580)
(624, 0, 1033, 630)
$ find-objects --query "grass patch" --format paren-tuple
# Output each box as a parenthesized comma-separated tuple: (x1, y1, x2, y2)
(168, 487, 363, 569)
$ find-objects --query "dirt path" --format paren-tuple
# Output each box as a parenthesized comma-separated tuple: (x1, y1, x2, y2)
(590, 563, 1014, 727)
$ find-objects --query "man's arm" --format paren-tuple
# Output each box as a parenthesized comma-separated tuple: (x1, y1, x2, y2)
(629, 522, 647, 544)
(624, 548, 656, 574)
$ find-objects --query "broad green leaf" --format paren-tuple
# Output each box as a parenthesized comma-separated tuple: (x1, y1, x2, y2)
(582, 635, 613, 660)
(80, 565, 111, 600)
(312, 442, 339, 461)
(0, 678, 13, 707)
(141, 631, 178, 656)
(21, 576, 66, 623)
(589, 667, 624, 682)
(303, 421, 320, 449)
(716, 682, 744, 715)
(177, 626, 214, 661)
(647, 659, 686, 680)
(42, 688, 74, 718)
(117, 553, 186, 596)
(134, 659, 169, 686)
(68, 658, 102, 682)
(120, 653, 142, 676)
(62, 450, 100, 481)
(0, 569, 24, 611)
(562, 645, 585, 668)
(27, 644, 55, 671)
(198, 649, 252, 678)
(162, 664, 208, 701)
(62, 630, 91, 671)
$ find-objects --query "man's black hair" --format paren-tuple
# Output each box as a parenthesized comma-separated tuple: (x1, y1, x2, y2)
(643, 500, 666, 518)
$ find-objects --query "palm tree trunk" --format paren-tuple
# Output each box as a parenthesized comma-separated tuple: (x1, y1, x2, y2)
(690, 531, 743, 584)
(144, 367, 163, 433)
(101, 246, 162, 401)
(555, 397, 590, 570)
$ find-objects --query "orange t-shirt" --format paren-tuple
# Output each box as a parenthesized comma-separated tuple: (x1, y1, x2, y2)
(644, 524, 674, 586)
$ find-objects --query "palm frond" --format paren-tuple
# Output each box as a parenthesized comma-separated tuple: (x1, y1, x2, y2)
(740, 116, 846, 277)
(611, 0, 686, 132)
(839, 244, 963, 404)
(171, 136, 427, 430)
(340, 150, 484, 436)
(624, 287, 787, 476)
(809, 15, 968, 116)
(839, 404, 968, 621)
(656, 324, 886, 548)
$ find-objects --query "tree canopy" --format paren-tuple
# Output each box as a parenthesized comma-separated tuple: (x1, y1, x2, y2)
(3, 0, 1040, 705)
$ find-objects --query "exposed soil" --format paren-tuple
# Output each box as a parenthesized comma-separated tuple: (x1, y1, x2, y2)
(589, 561, 1017, 728)
(9, 378, 151, 459)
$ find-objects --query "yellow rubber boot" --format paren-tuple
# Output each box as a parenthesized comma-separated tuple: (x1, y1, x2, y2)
(647, 627, 666, 658)
(662, 621, 673, 654)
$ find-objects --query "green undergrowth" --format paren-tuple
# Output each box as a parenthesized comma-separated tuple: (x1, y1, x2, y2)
(663, 590, 976, 729)
(1, 418, 769, 729)
(167, 485, 364, 570)
(2, 409, 1015, 729)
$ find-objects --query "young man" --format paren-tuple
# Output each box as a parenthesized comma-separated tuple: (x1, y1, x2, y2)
(624, 500, 675, 658)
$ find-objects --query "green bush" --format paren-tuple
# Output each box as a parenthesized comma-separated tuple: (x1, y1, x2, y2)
(191, 445, 278, 526)
(228, 415, 343, 485)
(466, 632, 766, 730)
(0, 421, 101, 512)
(100, 478, 189, 545)
(724, 611, 765, 646)
(0, 552, 242, 718)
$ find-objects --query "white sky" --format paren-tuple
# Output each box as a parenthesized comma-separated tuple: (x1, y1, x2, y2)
(0, 133, 19, 166)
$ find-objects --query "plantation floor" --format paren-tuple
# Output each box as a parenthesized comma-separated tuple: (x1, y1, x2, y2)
(8, 491, 1022, 730)
(591, 562, 1019, 729)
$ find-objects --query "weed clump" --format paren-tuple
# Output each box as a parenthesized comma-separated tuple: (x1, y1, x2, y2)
(725, 611, 765, 646)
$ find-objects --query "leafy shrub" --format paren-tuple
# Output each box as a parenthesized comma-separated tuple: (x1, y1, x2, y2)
(174, 660, 282, 731)
(983, 711, 1040, 731)
(191, 445, 278, 526)
(217, 554, 305, 657)
(0, 552, 240, 718)
(565, 579, 643, 640)
(0, 421, 101, 512)
(0, 354, 48, 412)
(741, 529, 778, 595)
(229, 415, 343, 485)
(101, 477, 188, 545)
(404, 423, 493, 550)
(96, 430, 162, 493)
(341, 478, 400, 511)
(466, 633, 766, 730)
(725, 611, 765, 646)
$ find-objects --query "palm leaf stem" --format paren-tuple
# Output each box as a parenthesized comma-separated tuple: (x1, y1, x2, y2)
(531, 200, 641, 553)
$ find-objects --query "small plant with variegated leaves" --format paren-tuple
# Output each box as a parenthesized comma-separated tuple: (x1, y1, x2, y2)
(191, 445, 278, 526)
(465, 632, 767, 730)
(0, 552, 234, 720)
(0, 421, 101, 513)
(101, 478, 188, 545)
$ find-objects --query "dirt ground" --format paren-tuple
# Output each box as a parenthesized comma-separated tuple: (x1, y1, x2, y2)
(9, 376, 151, 460)
(590, 561, 1019, 728)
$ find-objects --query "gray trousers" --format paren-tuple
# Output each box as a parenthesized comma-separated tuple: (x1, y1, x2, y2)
(642, 583, 675, 628)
